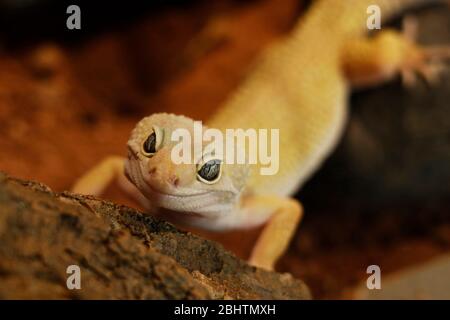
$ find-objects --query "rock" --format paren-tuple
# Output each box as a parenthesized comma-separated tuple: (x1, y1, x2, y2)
(0, 172, 311, 299)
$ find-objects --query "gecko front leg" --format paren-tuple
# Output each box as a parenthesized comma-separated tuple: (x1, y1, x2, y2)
(246, 196, 303, 271)
(198, 194, 303, 271)
(72, 156, 125, 195)
(71, 156, 144, 204)
(220, 195, 303, 271)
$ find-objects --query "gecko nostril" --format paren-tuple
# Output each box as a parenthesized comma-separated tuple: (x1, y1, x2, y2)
(172, 177, 180, 187)
(149, 167, 157, 175)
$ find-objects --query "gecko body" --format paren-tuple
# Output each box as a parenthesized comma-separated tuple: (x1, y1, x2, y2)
(73, 0, 450, 270)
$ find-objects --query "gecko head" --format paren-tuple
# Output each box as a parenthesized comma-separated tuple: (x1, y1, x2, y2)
(125, 113, 249, 216)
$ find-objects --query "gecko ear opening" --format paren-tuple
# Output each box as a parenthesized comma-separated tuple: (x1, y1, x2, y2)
(141, 126, 164, 157)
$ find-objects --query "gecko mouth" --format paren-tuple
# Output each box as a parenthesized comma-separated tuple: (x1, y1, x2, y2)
(141, 176, 220, 210)
(145, 183, 234, 214)
(145, 184, 210, 198)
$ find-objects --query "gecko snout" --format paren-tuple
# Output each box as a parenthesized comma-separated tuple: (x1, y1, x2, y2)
(146, 164, 191, 191)
(145, 148, 195, 191)
(147, 165, 179, 187)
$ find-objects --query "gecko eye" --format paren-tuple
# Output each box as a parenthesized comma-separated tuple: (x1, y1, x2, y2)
(142, 126, 163, 157)
(197, 158, 222, 184)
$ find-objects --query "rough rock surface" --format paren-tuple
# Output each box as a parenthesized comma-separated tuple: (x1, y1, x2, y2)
(0, 172, 311, 299)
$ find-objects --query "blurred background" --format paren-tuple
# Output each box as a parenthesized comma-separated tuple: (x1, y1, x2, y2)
(0, 0, 448, 298)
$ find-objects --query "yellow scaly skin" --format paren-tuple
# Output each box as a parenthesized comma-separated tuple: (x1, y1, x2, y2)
(208, 0, 446, 196)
